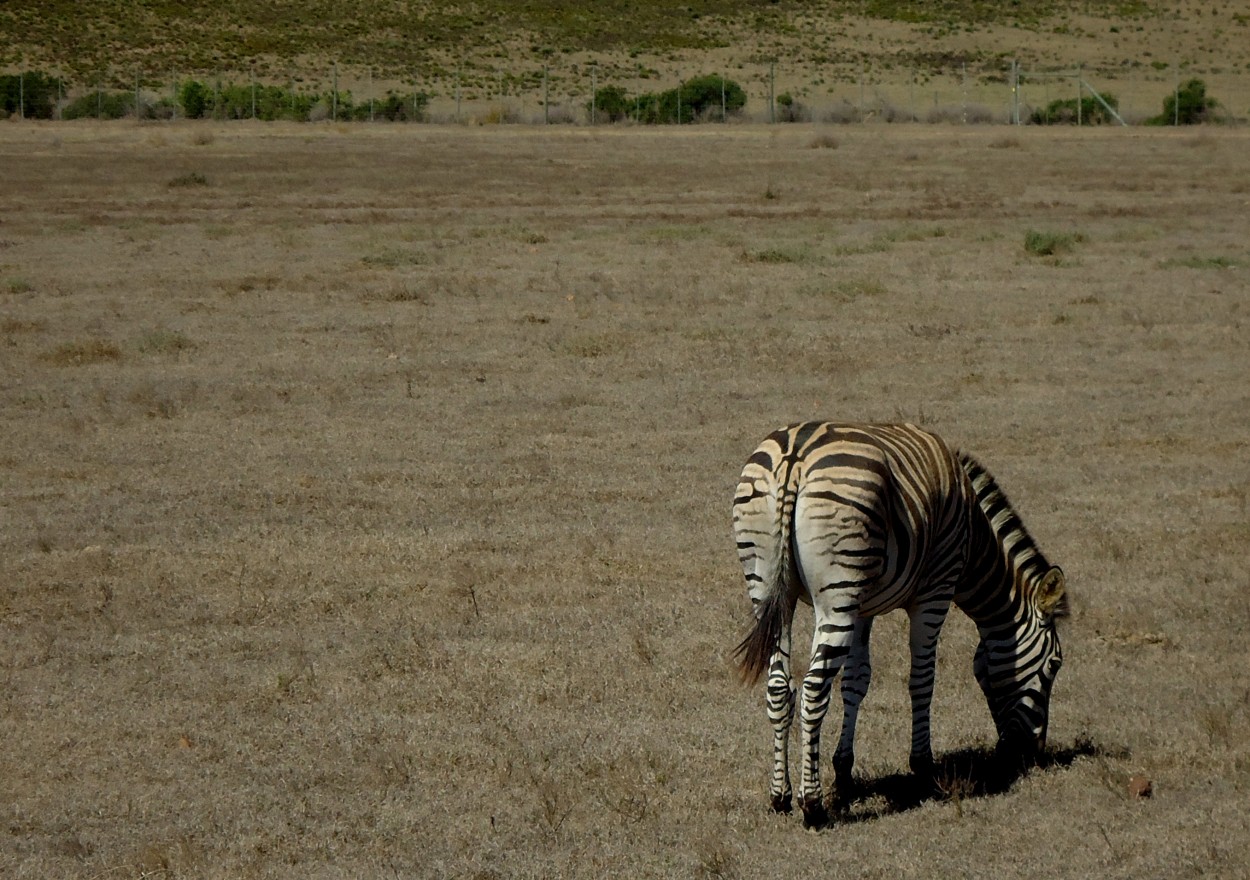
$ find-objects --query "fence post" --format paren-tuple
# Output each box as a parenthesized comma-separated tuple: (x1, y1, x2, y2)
(859, 63, 865, 122)
(252, 68, 257, 119)
(542, 66, 548, 124)
(721, 73, 726, 122)
(18, 71, 23, 119)
(1076, 65, 1082, 126)
(332, 62, 338, 121)
(1173, 69, 1179, 125)
(1011, 59, 1018, 124)
(769, 61, 775, 123)
(910, 67, 916, 122)
(591, 66, 596, 124)
(961, 63, 967, 124)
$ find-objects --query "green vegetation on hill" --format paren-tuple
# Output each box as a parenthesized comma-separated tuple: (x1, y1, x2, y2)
(0, 0, 1158, 86)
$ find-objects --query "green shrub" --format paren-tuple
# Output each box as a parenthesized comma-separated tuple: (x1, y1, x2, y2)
(1149, 78, 1219, 125)
(593, 74, 746, 124)
(680, 74, 746, 120)
(365, 91, 430, 121)
(176, 78, 335, 121)
(61, 90, 135, 120)
(588, 85, 631, 122)
(0, 71, 65, 119)
(179, 80, 211, 117)
(1031, 92, 1119, 125)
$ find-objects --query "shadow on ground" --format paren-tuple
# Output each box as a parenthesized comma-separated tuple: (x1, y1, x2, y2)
(830, 736, 1122, 825)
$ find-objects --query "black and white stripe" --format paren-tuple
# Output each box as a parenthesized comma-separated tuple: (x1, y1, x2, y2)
(732, 422, 1068, 827)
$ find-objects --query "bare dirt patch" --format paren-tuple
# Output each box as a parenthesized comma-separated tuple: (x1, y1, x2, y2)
(2, 121, 1248, 878)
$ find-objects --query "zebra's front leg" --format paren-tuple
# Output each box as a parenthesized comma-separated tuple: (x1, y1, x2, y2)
(798, 620, 852, 829)
(906, 599, 952, 781)
(765, 626, 795, 813)
(833, 618, 874, 807)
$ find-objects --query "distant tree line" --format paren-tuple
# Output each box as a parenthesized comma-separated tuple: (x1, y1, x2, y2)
(0, 71, 428, 121)
(0, 69, 1230, 126)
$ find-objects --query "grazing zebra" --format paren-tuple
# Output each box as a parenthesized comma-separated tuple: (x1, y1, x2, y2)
(732, 422, 1068, 828)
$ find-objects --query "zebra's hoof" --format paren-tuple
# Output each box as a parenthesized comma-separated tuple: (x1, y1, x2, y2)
(770, 794, 792, 814)
(800, 798, 829, 830)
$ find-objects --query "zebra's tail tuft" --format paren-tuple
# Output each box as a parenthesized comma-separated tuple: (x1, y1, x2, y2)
(732, 589, 789, 686)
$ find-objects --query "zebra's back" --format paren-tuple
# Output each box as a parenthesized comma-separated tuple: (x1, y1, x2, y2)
(734, 421, 970, 619)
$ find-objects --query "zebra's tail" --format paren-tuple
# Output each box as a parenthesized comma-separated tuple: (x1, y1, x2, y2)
(732, 445, 801, 686)
(732, 586, 791, 685)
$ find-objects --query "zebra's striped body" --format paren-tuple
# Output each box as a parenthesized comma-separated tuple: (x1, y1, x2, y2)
(732, 422, 1067, 827)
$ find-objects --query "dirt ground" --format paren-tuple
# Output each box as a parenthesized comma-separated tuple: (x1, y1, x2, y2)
(2, 120, 1248, 878)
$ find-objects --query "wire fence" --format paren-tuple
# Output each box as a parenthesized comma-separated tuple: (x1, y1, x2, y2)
(3, 58, 1247, 126)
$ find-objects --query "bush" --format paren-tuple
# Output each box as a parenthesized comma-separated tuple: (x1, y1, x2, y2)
(176, 78, 420, 122)
(1031, 92, 1119, 125)
(1149, 79, 1219, 125)
(179, 80, 211, 118)
(588, 85, 631, 122)
(681, 74, 746, 121)
(369, 91, 430, 122)
(775, 92, 810, 123)
(0, 71, 65, 119)
(61, 90, 135, 120)
(593, 74, 746, 124)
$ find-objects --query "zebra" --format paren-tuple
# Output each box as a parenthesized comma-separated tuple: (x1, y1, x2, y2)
(732, 422, 1068, 828)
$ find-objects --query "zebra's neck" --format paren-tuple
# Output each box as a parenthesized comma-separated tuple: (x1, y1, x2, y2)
(954, 452, 1051, 633)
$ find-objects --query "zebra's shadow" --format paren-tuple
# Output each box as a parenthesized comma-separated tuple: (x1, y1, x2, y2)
(829, 736, 1115, 824)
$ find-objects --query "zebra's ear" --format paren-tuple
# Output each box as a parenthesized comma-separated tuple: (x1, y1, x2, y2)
(1037, 566, 1069, 619)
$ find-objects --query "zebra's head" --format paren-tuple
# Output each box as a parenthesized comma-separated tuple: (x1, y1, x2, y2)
(973, 565, 1069, 765)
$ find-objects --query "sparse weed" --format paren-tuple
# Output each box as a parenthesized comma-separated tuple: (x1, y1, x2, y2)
(1159, 255, 1239, 270)
(1199, 703, 1234, 746)
(741, 246, 809, 265)
(136, 327, 194, 356)
(808, 133, 839, 149)
(41, 338, 122, 366)
(880, 224, 947, 244)
(6, 278, 35, 294)
(362, 248, 430, 269)
(815, 277, 886, 301)
(562, 333, 624, 358)
(697, 843, 738, 880)
(935, 768, 976, 818)
(168, 171, 210, 188)
(363, 283, 429, 304)
(1, 316, 44, 333)
(1025, 229, 1085, 257)
(128, 379, 199, 419)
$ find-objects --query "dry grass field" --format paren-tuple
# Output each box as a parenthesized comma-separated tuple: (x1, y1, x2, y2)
(2, 120, 1249, 878)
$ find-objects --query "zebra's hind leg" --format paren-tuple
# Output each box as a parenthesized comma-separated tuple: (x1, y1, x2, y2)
(765, 626, 795, 813)
(796, 600, 856, 829)
(832, 618, 874, 809)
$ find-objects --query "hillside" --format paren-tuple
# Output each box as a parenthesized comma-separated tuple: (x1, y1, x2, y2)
(2, 1, 1245, 101)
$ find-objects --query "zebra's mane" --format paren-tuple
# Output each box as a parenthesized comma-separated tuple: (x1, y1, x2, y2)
(957, 450, 1053, 592)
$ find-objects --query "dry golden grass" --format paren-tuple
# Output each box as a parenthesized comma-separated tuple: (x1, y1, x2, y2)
(2, 120, 1249, 878)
